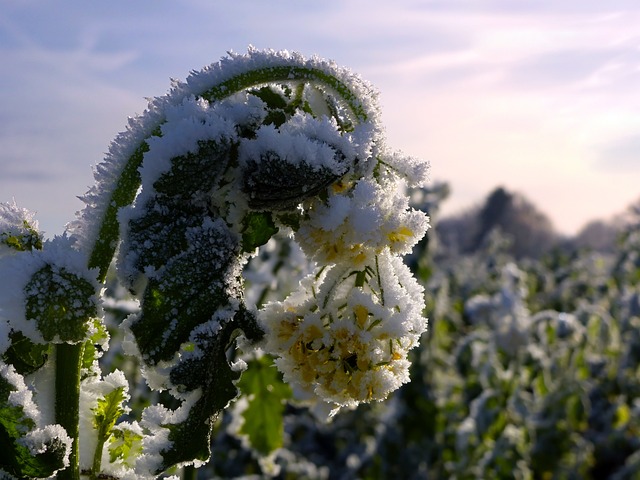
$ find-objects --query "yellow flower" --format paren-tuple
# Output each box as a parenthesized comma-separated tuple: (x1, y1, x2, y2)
(387, 226, 414, 247)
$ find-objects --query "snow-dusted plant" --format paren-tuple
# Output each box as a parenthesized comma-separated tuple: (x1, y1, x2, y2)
(0, 48, 429, 479)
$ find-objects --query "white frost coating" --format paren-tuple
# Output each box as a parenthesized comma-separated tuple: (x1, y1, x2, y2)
(68, 47, 383, 255)
(296, 177, 429, 265)
(0, 249, 48, 344)
(135, 96, 238, 202)
(0, 235, 100, 345)
(238, 113, 356, 176)
(464, 262, 531, 355)
(383, 151, 431, 188)
(2, 362, 42, 425)
(2, 364, 71, 471)
(19, 424, 72, 461)
(134, 389, 204, 477)
(26, 355, 57, 426)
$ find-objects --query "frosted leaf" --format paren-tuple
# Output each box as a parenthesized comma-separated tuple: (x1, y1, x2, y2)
(18, 424, 72, 463)
(68, 47, 384, 267)
(2, 362, 41, 425)
(0, 363, 72, 478)
(0, 235, 98, 345)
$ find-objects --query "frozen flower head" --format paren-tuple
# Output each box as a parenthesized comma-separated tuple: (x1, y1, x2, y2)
(261, 251, 427, 413)
(0, 201, 42, 256)
(297, 178, 429, 265)
(261, 149, 430, 414)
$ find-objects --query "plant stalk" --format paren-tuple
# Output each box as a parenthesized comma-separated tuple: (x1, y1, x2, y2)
(182, 464, 197, 480)
(55, 342, 85, 480)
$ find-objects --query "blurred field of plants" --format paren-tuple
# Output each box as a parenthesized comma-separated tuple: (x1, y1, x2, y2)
(103, 184, 640, 479)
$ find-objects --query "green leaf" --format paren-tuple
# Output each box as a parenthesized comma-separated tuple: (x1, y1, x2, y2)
(158, 318, 245, 470)
(236, 356, 292, 455)
(92, 386, 127, 475)
(142, 307, 263, 473)
(109, 425, 143, 467)
(0, 372, 69, 478)
(249, 86, 288, 110)
(88, 131, 156, 283)
(2, 331, 49, 375)
(243, 157, 344, 212)
(130, 219, 240, 364)
(82, 320, 109, 373)
(242, 212, 278, 252)
(24, 265, 97, 343)
(92, 387, 126, 440)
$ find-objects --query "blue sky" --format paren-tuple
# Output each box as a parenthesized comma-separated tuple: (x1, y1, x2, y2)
(1, 0, 639, 236)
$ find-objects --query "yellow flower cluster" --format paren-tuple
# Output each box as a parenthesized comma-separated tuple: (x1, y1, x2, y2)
(261, 251, 427, 413)
(296, 178, 428, 266)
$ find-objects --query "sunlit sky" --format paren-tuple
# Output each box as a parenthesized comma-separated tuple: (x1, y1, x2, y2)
(1, 0, 639, 237)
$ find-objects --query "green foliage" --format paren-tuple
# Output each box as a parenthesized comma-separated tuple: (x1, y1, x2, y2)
(242, 212, 278, 252)
(88, 131, 155, 282)
(236, 356, 292, 455)
(81, 320, 109, 373)
(243, 156, 343, 211)
(93, 388, 126, 437)
(129, 223, 240, 364)
(2, 332, 49, 376)
(109, 425, 143, 467)
(92, 387, 127, 473)
(159, 319, 249, 470)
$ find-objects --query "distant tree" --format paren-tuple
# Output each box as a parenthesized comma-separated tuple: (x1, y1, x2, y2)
(437, 186, 558, 258)
(473, 187, 513, 249)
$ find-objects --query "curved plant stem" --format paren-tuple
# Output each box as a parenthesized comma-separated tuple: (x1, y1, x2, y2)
(87, 64, 368, 283)
(55, 342, 84, 480)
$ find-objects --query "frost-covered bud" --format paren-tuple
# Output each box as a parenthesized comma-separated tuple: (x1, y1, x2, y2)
(261, 251, 427, 413)
(0, 201, 42, 256)
(297, 178, 429, 264)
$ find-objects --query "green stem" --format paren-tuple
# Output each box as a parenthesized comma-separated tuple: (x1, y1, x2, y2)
(91, 435, 106, 480)
(182, 464, 197, 480)
(55, 342, 84, 480)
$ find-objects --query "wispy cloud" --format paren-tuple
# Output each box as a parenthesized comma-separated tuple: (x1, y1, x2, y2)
(1, 1, 640, 235)
(595, 134, 640, 171)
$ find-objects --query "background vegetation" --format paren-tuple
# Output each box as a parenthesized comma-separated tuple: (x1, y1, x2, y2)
(104, 184, 640, 479)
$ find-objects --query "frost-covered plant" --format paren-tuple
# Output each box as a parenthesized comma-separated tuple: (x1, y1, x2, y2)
(0, 48, 429, 479)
